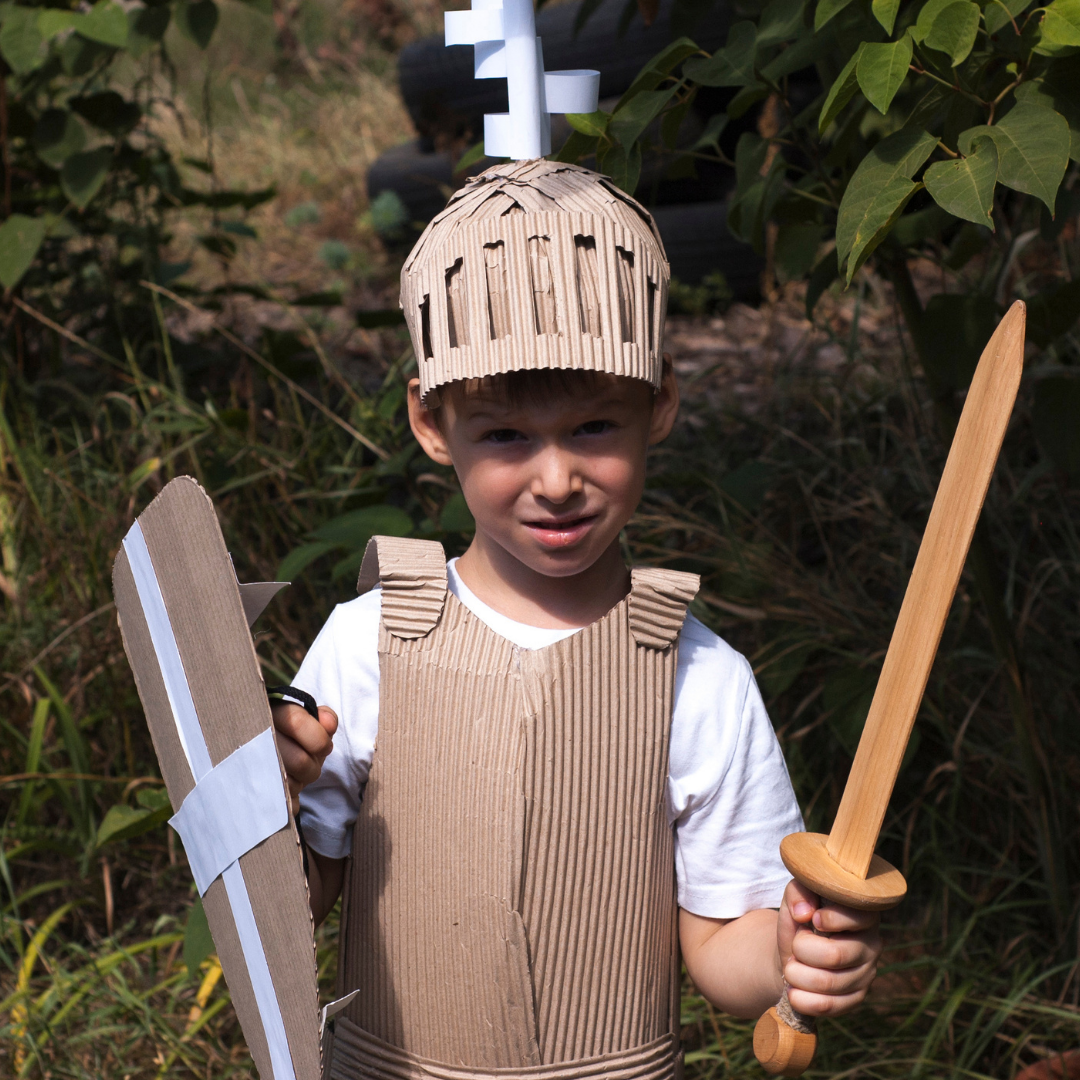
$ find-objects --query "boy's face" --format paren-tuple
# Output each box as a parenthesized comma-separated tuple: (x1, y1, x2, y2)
(408, 364, 679, 580)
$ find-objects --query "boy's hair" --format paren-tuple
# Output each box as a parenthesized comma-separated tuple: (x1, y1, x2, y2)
(401, 159, 670, 404)
(430, 366, 617, 415)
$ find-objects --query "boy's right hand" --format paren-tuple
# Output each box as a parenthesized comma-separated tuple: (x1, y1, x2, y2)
(271, 702, 337, 815)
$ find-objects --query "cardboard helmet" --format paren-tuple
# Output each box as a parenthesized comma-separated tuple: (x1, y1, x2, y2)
(400, 159, 671, 403)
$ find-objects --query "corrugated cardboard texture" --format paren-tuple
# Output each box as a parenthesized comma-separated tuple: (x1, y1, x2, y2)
(339, 538, 698, 1076)
(357, 536, 447, 638)
(330, 1020, 678, 1080)
(400, 160, 670, 401)
(112, 477, 321, 1080)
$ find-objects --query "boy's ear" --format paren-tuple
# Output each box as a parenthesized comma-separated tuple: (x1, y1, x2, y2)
(648, 354, 680, 446)
(407, 378, 455, 467)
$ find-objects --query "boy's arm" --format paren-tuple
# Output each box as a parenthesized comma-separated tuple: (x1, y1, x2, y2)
(680, 880, 881, 1020)
(307, 850, 346, 927)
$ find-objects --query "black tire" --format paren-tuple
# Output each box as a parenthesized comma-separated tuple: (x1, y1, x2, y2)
(398, 0, 731, 142)
(652, 201, 762, 300)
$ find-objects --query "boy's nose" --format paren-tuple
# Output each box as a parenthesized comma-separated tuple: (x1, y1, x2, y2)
(532, 447, 583, 504)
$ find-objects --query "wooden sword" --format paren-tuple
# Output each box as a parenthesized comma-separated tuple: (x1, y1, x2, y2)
(752, 300, 1027, 1077)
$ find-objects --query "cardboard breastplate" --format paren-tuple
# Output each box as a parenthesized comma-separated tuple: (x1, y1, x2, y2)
(334, 537, 699, 1079)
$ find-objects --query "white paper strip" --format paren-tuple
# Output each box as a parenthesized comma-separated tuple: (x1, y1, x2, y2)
(444, 6, 503, 45)
(446, 0, 598, 160)
(320, 989, 361, 1039)
(169, 727, 289, 896)
(121, 520, 296, 1080)
(123, 522, 212, 779)
(544, 70, 601, 114)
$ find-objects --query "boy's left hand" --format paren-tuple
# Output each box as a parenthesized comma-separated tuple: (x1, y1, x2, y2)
(777, 879, 882, 1017)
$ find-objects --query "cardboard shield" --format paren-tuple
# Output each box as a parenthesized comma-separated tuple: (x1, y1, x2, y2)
(112, 476, 322, 1080)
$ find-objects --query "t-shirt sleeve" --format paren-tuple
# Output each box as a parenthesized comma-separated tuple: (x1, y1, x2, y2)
(669, 616, 804, 919)
(294, 592, 381, 860)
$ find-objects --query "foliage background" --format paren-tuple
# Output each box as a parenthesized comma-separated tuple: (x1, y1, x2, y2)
(2, 0, 1080, 1075)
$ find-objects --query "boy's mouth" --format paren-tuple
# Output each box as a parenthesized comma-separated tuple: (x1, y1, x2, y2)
(523, 514, 597, 548)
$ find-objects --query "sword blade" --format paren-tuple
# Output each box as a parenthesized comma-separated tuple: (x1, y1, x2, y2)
(826, 300, 1026, 877)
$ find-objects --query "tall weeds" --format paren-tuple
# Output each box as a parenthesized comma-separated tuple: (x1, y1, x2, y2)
(1, 282, 1078, 1077)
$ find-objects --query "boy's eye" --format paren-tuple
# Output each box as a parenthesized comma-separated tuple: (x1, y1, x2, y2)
(484, 428, 526, 443)
(575, 419, 612, 436)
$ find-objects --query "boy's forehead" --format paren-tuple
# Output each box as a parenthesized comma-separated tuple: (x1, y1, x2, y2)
(442, 372, 653, 421)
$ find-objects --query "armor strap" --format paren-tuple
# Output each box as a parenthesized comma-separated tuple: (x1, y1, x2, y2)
(357, 536, 448, 640)
(329, 1016, 679, 1080)
(628, 567, 700, 649)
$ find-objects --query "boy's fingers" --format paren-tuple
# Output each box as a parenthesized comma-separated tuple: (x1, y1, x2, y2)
(784, 954, 878, 999)
(786, 984, 873, 1018)
(790, 927, 882, 972)
(317, 705, 338, 740)
(276, 735, 324, 786)
(812, 903, 879, 934)
(782, 879, 820, 924)
(272, 703, 335, 759)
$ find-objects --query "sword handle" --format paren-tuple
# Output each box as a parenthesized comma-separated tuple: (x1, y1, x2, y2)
(753, 991, 817, 1076)
(751, 832, 907, 1075)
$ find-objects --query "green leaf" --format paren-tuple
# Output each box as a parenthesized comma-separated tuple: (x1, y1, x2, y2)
(77, 1, 128, 46)
(923, 1, 981, 64)
(553, 128, 599, 163)
(815, 0, 856, 30)
(276, 540, 336, 581)
(609, 85, 680, 148)
(565, 110, 610, 137)
(760, 29, 821, 80)
(756, 0, 806, 47)
(310, 505, 413, 547)
(924, 135, 998, 225)
(127, 4, 170, 57)
(857, 36, 913, 114)
(1026, 277, 1080, 345)
(0, 5, 44, 73)
(836, 126, 937, 277)
(775, 222, 826, 279)
(454, 140, 487, 174)
(71, 92, 141, 135)
(819, 45, 865, 132)
(691, 113, 729, 152)
(439, 492, 475, 533)
(683, 21, 758, 86)
(984, 0, 1033, 33)
(96, 799, 173, 847)
(36, 9, 79, 39)
(597, 141, 642, 192)
(184, 898, 215, 977)
(0, 214, 47, 288)
(616, 36, 701, 105)
(1014, 61, 1080, 162)
(1040, 0, 1080, 45)
(34, 109, 87, 169)
(873, 0, 902, 33)
(61, 148, 112, 209)
(912, 0, 959, 40)
(960, 103, 1070, 212)
(176, 0, 218, 48)
(1033, 376, 1080, 475)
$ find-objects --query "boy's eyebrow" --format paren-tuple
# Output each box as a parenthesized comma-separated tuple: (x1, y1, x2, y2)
(459, 393, 639, 422)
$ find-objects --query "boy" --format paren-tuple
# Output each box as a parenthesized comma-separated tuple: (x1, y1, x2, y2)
(273, 161, 881, 1076)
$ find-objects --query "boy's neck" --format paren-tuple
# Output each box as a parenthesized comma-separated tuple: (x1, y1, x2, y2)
(454, 534, 630, 630)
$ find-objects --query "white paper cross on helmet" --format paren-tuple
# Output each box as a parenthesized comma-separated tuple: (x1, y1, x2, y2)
(444, 0, 601, 160)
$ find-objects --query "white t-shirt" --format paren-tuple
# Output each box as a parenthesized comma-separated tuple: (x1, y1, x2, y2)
(295, 560, 803, 919)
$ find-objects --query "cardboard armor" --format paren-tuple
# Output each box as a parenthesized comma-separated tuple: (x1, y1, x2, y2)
(331, 538, 699, 1079)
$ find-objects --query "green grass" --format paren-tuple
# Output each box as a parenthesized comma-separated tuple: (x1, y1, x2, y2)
(1, 278, 1078, 1077)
